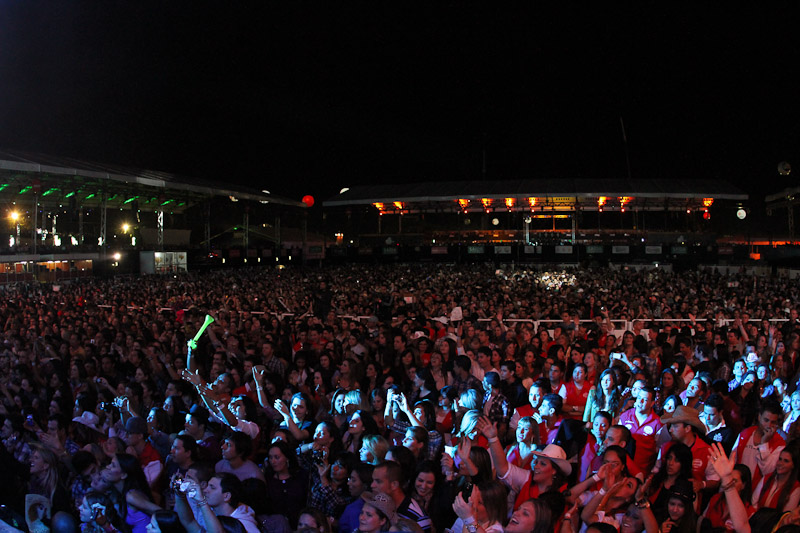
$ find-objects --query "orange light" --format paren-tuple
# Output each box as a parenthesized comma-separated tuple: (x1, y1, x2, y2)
(373, 202, 385, 211)
(598, 196, 607, 207)
(527, 197, 536, 207)
(481, 198, 492, 212)
(687, 208, 691, 214)
(504, 198, 515, 210)
(457, 199, 470, 210)
(750, 253, 761, 261)
(393, 201, 404, 210)
(703, 198, 714, 207)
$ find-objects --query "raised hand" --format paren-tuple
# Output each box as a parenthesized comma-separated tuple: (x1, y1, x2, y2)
(708, 442, 734, 479)
(274, 399, 290, 418)
(452, 493, 473, 520)
(476, 416, 498, 440)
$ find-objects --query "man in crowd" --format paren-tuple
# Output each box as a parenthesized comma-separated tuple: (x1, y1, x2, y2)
(371, 461, 432, 533)
(215, 432, 265, 482)
(175, 472, 260, 533)
(730, 400, 785, 482)
(619, 386, 662, 472)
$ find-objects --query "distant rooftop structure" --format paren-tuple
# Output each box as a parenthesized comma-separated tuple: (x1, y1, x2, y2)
(324, 178, 747, 213)
(0, 148, 303, 212)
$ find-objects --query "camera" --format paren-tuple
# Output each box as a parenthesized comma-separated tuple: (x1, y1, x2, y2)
(457, 480, 474, 501)
(170, 474, 192, 493)
(312, 449, 327, 465)
(99, 402, 116, 412)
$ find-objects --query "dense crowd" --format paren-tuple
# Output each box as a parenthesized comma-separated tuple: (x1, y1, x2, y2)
(2, 264, 800, 533)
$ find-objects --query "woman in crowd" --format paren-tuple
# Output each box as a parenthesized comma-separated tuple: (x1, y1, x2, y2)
(263, 440, 309, 529)
(450, 481, 508, 533)
(700, 464, 754, 532)
(429, 351, 452, 392)
(78, 490, 126, 533)
(564, 363, 591, 419)
(359, 434, 389, 466)
(784, 390, 800, 433)
(297, 508, 332, 533)
(357, 492, 396, 533)
(751, 447, 800, 511)
(102, 453, 160, 533)
(734, 371, 760, 428)
(657, 369, 681, 409)
(276, 392, 314, 443)
(643, 442, 693, 515)
(583, 369, 621, 424)
(506, 416, 536, 469)
(28, 443, 71, 514)
(654, 479, 697, 533)
(342, 409, 380, 454)
(329, 389, 349, 429)
(163, 395, 188, 435)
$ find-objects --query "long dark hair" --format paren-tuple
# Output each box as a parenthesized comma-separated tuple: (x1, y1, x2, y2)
(760, 448, 800, 511)
(651, 442, 693, 490)
(153, 511, 188, 533)
(265, 440, 301, 476)
(516, 498, 553, 533)
(113, 453, 152, 520)
(594, 369, 621, 415)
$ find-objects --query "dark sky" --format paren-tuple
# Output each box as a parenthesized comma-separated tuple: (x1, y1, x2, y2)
(2, 4, 800, 202)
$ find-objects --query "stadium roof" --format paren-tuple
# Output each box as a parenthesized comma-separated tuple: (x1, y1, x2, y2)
(324, 178, 748, 213)
(0, 149, 304, 213)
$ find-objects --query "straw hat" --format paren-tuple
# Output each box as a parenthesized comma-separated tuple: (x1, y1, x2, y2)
(531, 444, 572, 476)
(660, 405, 706, 435)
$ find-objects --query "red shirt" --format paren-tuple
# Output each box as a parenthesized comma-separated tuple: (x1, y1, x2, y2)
(619, 409, 663, 472)
(564, 381, 590, 418)
(661, 436, 712, 481)
(138, 442, 163, 469)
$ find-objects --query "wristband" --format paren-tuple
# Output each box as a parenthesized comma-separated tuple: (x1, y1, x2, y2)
(488, 436, 499, 443)
(463, 516, 476, 526)
(599, 488, 607, 496)
(593, 473, 601, 483)
(564, 513, 572, 520)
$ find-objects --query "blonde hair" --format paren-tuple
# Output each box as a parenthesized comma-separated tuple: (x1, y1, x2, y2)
(459, 389, 479, 410)
(458, 409, 481, 440)
(29, 444, 60, 505)
(344, 390, 365, 414)
(361, 434, 389, 465)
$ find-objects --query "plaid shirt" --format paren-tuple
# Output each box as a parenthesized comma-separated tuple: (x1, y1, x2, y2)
(482, 391, 511, 426)
(308, 474, 352, 519)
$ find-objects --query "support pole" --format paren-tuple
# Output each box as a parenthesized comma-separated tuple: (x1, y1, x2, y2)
(100, 194, 107, 250)
(33, 193, 38, 254)
(157, 209, 164, 251)
(243, 209, 249, 249)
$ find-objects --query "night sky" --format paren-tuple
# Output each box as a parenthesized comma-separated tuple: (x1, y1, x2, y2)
(2, 4, 800, 203)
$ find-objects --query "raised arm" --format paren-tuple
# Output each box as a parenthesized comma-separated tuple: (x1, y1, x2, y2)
(476, 416, 508, 477)
(709, 442, 751, 533)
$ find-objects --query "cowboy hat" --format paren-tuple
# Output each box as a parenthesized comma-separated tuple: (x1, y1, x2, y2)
(361, 492, 397, 525)
(660, 405, 706, 435)
(531, 444, 572, 476)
